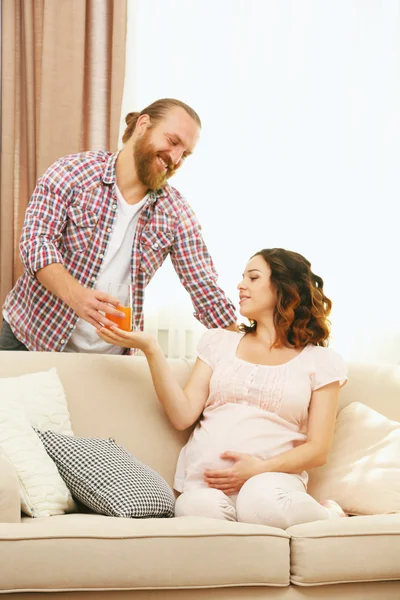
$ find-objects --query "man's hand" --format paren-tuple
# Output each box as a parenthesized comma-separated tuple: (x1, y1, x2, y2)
(69, 288, 126, 330)
(36, 264, 126, 330)
(204, 451, 263, 495)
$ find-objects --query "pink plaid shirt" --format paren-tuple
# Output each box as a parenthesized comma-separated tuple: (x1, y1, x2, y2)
(3, 151, 236, 352)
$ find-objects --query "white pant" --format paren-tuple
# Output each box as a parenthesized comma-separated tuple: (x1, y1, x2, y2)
(175, 472, 339, 530)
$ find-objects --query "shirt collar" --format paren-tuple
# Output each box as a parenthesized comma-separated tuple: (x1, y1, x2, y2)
(102, 152, 119, 185)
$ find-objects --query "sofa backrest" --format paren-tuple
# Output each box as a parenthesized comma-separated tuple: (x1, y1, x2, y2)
(1, 352, 399, 489)
(338, 361, 400, 421)
(0, 352, 193, 489)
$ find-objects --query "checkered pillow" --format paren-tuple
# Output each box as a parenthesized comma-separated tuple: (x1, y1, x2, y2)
(34, 429, 175, 518)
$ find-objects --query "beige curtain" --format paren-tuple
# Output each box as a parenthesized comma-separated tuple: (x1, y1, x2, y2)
(0, 0, 127, 313)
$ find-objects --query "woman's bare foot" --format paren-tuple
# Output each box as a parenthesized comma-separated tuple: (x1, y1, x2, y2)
(320, 499, 348, 518)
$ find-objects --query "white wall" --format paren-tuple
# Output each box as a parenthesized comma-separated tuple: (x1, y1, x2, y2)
(120, 0, 400, 362)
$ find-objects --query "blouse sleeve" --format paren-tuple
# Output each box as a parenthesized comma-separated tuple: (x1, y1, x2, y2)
(196, 329, 226, 370)
(311, 346, 348, 391)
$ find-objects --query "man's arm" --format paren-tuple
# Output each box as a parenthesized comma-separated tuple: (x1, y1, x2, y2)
(36, 264, 125, 329)
(169, 210, 237, 330)
(20, 168, 124, 328)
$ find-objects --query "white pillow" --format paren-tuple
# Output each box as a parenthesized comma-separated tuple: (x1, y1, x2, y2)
(0, 369, 76, 517)
(308, 402, 400, 515)
(0, 368, 74, 435)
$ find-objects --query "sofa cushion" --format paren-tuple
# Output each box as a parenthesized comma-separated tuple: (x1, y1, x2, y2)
(308, 402, 400, 515)
(288, 514, 400, 586)
(0, 514, 290, 592)
(35, 429, 176, 518)
(0, 367, 74, 435)
(0, 368, 76, 517)
(0, 398, 75, 518)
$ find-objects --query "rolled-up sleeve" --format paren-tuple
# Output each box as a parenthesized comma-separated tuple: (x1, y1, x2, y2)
(19, 164, 71, 277)
(170, 210, 237, 329)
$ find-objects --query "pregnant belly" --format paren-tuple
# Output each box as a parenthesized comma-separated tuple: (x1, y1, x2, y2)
(181, 405, 305, 488)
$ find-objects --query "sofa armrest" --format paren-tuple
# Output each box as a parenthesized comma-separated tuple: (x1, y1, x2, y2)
(0, 451, 21, 523)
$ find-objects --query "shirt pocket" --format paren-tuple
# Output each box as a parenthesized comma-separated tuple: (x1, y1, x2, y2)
(139, 228, 174, 277)
(64, 206, 99, 253)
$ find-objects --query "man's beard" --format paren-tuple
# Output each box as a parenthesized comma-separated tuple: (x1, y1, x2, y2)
(133, 133, 177, 190)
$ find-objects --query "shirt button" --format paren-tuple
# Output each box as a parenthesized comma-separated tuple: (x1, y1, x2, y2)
(69, 324, 74, 329)
(60, 339, 65, 345)
(91, 277, 96, 282)
(99, 253, 104, 258)
(152, 243, 159, 250)
(113, 203, 117, 209)
(107, 227, 112, 233)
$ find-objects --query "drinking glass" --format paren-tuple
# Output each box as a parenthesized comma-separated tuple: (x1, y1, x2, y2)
(105, 283, 132, 331)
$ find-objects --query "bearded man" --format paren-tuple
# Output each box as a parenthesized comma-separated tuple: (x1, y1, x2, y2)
(1, 98, 237, 353)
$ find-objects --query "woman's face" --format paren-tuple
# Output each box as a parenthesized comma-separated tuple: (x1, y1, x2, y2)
(237, 255, 277, 320)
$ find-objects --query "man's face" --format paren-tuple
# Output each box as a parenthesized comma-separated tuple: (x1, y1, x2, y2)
(133, 107, 200, 190)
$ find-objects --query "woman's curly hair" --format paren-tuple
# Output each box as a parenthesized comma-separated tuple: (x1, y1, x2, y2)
(239, 248, 332, 348)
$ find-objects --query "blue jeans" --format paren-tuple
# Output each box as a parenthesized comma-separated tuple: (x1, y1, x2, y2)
(0, 320, 29, 351)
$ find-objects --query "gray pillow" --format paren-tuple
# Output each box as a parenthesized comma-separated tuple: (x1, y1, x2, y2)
(34, 429, 175, 518)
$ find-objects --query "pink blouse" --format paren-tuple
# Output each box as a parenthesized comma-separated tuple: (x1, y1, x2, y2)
(174, 329, 348, 493)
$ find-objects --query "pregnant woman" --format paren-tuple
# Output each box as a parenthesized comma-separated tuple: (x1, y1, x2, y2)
(97, 248, 347, 529)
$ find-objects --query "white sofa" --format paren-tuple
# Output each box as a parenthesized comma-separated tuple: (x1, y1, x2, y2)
(0, 350, 399, 599)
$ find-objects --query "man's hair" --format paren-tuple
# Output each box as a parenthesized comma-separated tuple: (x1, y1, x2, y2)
(122, 98, 201, 144)
(239, 248, 332, 348)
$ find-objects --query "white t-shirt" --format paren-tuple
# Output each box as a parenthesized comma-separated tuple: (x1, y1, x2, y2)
(64, 186, 148, 354)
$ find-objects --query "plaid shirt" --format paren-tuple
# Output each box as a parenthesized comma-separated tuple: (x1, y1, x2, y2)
(3, 151, 236, 352)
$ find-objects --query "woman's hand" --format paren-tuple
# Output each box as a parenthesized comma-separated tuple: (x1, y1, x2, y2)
(204, 451, 263, 495)
(96, 326, 158, 355)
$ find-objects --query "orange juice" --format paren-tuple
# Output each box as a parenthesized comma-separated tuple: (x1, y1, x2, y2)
(105, 306, 132, 331)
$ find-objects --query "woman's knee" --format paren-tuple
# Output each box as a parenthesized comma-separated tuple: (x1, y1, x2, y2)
(236, 490, 289, 529)
(236, 473, 330, 529)
(175, 488, 236, 521)
(236, 473, 294, 529)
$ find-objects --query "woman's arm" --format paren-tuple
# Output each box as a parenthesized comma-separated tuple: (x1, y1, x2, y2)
(97, 327, 211, 430)
(260, 380, 341, 472)
(204, 381, 340, 494)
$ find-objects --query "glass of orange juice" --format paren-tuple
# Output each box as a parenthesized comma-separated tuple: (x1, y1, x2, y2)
(105, 283, 132, 331)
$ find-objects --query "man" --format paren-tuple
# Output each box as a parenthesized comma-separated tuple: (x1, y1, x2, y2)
(1, 98, 237, 353)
